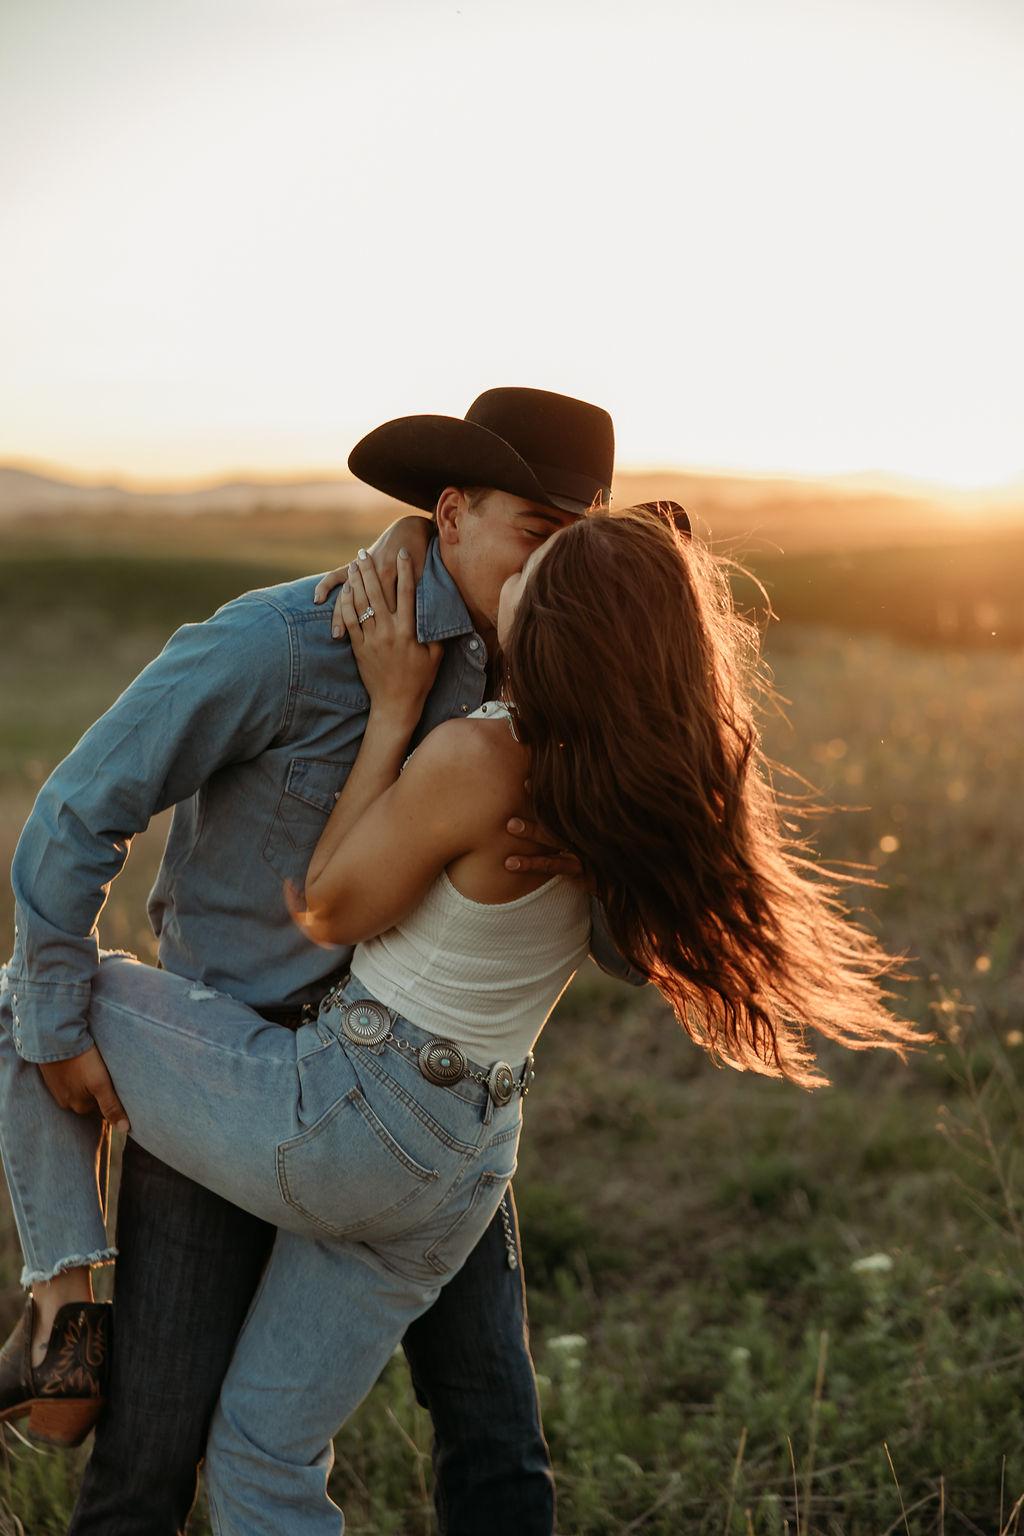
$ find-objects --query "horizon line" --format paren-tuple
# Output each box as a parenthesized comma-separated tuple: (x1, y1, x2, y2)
(4, 454, 1024, 503)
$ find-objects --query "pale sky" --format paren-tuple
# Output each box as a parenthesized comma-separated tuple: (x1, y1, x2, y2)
(1, 0, 1021, 488)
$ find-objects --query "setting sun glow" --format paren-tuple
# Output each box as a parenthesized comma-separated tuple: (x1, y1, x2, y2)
(1, 0, 1021, 490)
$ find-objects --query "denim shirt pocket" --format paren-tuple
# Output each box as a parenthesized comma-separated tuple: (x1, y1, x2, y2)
(262, 756, 355, 879)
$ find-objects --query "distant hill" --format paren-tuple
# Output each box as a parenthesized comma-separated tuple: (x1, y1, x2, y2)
(2, 462, 1022, 554)
(0, 465, 390, 520)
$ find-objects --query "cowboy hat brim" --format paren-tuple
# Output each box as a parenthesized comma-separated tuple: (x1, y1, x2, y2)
(348, 414, 605, 516)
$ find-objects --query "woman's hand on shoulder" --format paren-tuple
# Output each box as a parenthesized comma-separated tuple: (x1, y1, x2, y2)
(340, 549, 442, 727)
(314, 515, 433, 637)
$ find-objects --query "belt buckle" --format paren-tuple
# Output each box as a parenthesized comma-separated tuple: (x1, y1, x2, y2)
(418, 1038, 467, 1086)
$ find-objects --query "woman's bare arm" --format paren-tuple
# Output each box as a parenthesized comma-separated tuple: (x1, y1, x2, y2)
(305, 550, 441, 881)
(302, 720, 518, 945)
(295, 549, 526, 945)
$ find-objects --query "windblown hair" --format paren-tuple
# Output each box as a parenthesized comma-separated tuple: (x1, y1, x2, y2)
(501, 506, 917, 1088)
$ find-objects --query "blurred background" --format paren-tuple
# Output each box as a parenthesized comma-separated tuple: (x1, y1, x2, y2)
(2, 1, 1023, 1532)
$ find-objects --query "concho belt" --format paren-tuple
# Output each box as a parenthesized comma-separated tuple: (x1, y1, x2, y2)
(336, 998, 534, 1107)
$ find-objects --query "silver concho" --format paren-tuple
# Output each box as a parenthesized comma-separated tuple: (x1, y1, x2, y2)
(418, 1038, 467, 1086)
(487, 1061, 516, 1106)
(340, 999, 390, 1047)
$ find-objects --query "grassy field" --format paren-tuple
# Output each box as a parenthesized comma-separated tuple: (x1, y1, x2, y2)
(1, 517, 1022, 1534)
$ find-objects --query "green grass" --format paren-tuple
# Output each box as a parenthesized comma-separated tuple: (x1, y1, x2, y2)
(735, 534, 1024, 650)
(2, 532, 1023, 1533)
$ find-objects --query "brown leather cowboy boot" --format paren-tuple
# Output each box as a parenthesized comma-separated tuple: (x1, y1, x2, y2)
(0, 1297, 111, 1447)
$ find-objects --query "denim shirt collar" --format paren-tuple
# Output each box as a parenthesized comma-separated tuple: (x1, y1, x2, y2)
(416, 538, 477, 645)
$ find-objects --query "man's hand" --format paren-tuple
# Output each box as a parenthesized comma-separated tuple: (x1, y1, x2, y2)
(39, 1046, 130, 1133)
(504, 816, 586, 881)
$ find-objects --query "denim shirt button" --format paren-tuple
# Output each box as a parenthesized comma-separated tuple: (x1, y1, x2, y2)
(468, 639, 480, 652)
(459, 704, 469, 714)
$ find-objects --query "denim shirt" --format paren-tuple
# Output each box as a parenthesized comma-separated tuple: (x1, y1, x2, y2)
(7, 540, 489, 1063)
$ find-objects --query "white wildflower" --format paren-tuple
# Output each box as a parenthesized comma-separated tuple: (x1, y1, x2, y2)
(547, 1333, 587, 1356)
(851, 1252, 893, 1275)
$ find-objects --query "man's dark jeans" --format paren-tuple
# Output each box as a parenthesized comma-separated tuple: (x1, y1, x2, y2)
(67, 1140, 554, 1536)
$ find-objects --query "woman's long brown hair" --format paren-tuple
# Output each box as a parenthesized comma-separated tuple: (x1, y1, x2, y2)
(502, 506, 916, 1088)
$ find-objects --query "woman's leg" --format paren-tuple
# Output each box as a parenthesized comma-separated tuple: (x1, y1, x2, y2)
(0, 956, 310, 1459)
(205, 1229, 438, 1536)
(402, 1191, 555, 1536)
(84, 956, 520, 1255)
(3, 955, 521, 1524)
(0, 989, 115, 1444)
(28, 1268, 95, 1358)
(0, 997, 114, 1287)
(84, 957, 312, 1226)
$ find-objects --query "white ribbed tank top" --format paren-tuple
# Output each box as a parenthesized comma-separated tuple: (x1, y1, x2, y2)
(350, 704, 590, 1065)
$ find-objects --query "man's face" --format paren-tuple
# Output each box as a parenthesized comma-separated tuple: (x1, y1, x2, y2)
(438, 488, 577, 650)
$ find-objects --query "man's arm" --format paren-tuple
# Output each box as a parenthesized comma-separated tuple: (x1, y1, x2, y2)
(586, 896, 648, 985)
(8, 595, 293, 1065)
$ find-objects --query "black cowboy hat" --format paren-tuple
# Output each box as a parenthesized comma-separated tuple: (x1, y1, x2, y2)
(634, 499, 692, 539)
(348, 386, 615, 517)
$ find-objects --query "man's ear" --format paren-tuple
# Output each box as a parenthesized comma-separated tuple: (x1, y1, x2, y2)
(435, 486, 468, 546)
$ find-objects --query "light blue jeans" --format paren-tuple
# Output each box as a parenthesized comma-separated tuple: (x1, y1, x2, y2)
(0, 955, 522, 1535)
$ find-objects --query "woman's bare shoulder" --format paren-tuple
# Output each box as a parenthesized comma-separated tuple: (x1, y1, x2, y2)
(404, 715, 529, 797)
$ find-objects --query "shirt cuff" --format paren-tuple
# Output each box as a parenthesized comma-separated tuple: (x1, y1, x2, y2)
(0, 967, 94, 1064)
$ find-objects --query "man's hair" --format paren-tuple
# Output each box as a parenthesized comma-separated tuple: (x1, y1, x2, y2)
(430, 486, 489, 523)
(501, 506, 918, 1089)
